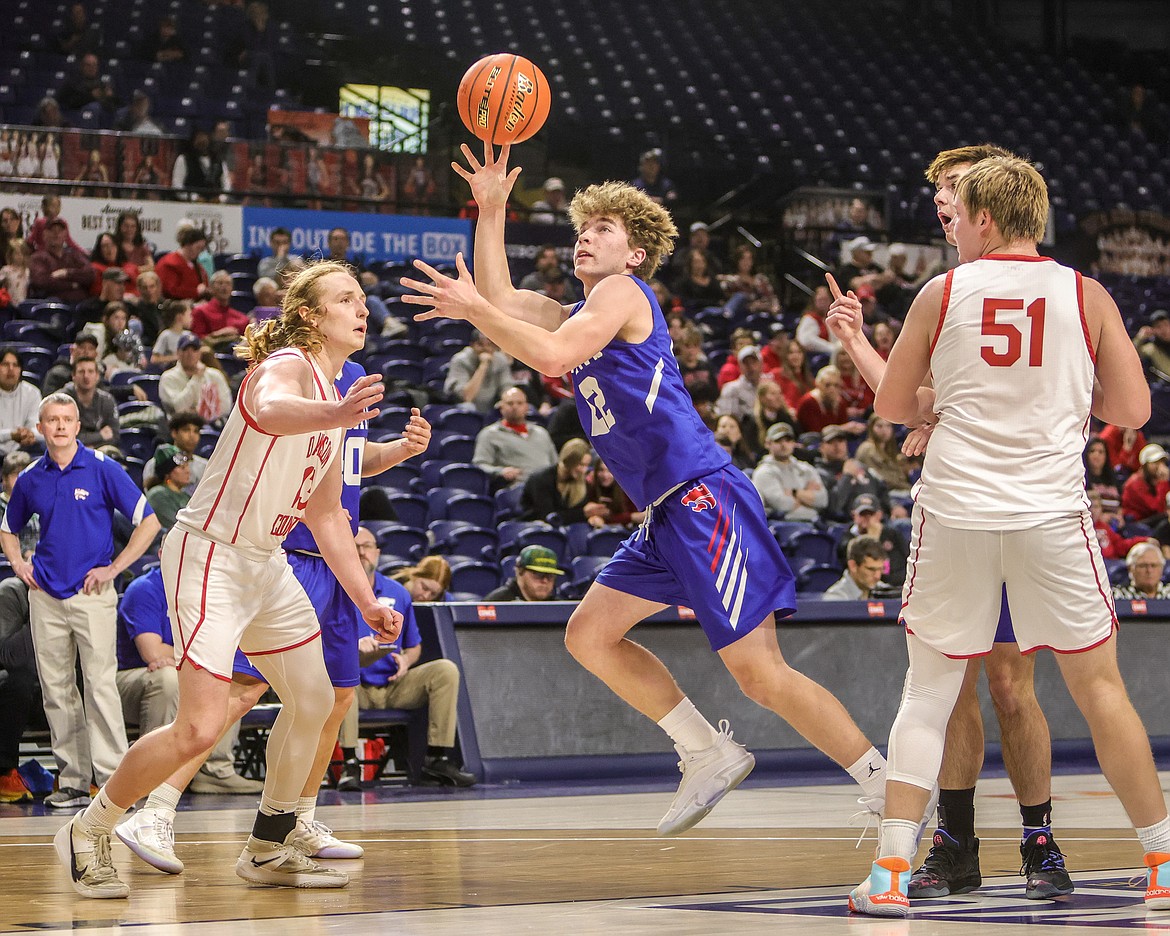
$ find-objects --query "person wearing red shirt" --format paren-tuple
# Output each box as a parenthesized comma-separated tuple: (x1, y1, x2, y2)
(1121, 444, 1170, 523)
(1099, 423, 1146, 475)
(1090, 491, 1156, 560)
(191, 270, 251, 345)
(795, 365, 851, 434)
(155, 228, 209, 300)
(759, 323, 789, 375)
(716, 328, 755, 389)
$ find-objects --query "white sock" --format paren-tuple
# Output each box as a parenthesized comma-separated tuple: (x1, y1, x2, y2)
(846, 747, 887, 803)
(144, 783, 183, 821)
(296, 796, 317, 823)
(657, 698, 721, 753)
(77, 789, 130, 843)
(1137, 816, 1170, 855)
(878, 818, 921, 864)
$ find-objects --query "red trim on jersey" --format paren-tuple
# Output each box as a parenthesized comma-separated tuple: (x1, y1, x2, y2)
(203, 426, 250, 532)
(174, 535, 215, 670)
(1075, 270, 1097, 365)
(709, 507, 731, 573)
(898, 506, 928, 618)
(237, 349, 317, 435)
(175, 656, 233, 682)
(1020, 625, 1116, 656)
(978, 254, 1054, 263)
(230, 435, 277, 544)
(1078, 510, 1119, 628)
(242, 630, 321, 656)
(929, 270, 955, 355)
(171, 532, 190, 653)
(706, 503, 723, 551)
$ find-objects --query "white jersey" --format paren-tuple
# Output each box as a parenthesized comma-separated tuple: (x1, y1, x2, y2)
(174, 348, 344, 560)
(914, 255, 1094, 530)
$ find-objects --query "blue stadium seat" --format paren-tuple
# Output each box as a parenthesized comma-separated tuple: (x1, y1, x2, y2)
(374, 525, 427, 562)
(800, 564, 843, 593)
(494, 484, 525, 521)
(437, 434, 475, 463)
(786, 530, 839, 566)
(437, 463, 490, 495)
(445, 493, 496, 527)
(384, 493, 427, 529)
(448, 560, 500, 597)
(584, 526, 628, 558)
(435, 409, 486, 436)
(561, 555, 609, 598)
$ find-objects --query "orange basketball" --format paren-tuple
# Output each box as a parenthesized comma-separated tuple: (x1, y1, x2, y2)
(456, 53, 551, 145)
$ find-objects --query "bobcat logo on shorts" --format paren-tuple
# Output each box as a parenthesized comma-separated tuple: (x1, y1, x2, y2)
(680, 483, 716, 513)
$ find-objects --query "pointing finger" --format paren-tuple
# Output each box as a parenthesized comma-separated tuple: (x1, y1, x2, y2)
(825, 272, 844, 301)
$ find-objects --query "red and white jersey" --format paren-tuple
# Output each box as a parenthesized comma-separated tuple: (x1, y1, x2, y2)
(915, 255, 1094, 530)
(174, 348, 344, 560)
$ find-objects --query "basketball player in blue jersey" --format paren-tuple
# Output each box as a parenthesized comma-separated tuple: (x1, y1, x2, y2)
(114, 363, 433, 873)
(402, 141, 891, 836)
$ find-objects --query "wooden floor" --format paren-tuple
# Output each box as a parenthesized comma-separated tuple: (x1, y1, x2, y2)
(3, 771, 1167, 934)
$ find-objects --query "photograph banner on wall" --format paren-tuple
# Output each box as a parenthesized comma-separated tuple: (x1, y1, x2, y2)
(242, 206, 470, 265)
(1079, 208, 1170, 277)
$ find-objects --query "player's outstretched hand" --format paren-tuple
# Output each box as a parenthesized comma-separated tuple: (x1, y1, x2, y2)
(399, 408, 430, 458)
(401, 254, 487, 323)
(363, 603, 403, 645)
(825, 272, 863, 342)
(335, 373, 383, 428)
(452, 140, 522, 210)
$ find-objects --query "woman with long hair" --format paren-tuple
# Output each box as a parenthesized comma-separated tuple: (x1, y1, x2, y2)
(89, 232, 140, 296)
(675, 247, 725, 313)
(116, 211, 155, 271)
(393, 555, 454, 601)
(80, 300, 130, 360)
(720, 244, 780, 315)
(1083, 435, 1122, 503)
(750, 379, 798, 453)
(521, 437, 593, 525)
(854, 412, 912, 495)
(776, 339, 814, 410)
(714, 413, 757, 471)
(832, 345, 874, 419)
(585, 458, 643, 528)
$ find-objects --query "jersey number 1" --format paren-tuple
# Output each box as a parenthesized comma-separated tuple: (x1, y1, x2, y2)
(980, 297, 1045, 367)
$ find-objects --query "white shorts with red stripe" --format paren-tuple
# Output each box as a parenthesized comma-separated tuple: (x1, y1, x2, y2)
(161, 527, 321, 681)
(899, 506, 1117, 658)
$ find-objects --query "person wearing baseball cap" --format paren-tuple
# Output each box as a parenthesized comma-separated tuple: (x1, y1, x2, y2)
(716, 345, 768, 422)
(484, 544, 564, 601)
(1135, 309, 1170, 381)
(145, 444, 192, 533)
(530, 177, 569, 226)
(833, 493, 908, 587)
(1122, 442, 1170, 524)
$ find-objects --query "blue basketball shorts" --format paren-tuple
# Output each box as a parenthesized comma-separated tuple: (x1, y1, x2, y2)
(994, 584, 1015, 644)
(285, 551, 362, 687)
(595, 464, 797, 651)
(231, 649, 263, 680)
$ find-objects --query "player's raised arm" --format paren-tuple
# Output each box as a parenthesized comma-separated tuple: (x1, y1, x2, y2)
(363, 408, 431, 476)
(453, 141, 567, 331)
(1085, 276, 1151, 428)
(245, 357, 382, 437)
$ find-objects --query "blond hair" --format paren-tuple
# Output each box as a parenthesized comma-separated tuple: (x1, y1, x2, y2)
(235, 260, 352, 366)
(555, 437, 592, 507)
(954, 156, 1048, 244)
(568, 181, 678, 278)
(924, 144, 1015, 185)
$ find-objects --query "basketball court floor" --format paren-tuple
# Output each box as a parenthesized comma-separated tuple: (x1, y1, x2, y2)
(3, 769, 1166, 934)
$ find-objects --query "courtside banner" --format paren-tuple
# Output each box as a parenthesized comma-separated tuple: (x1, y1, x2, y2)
(242, 206, 471, 265)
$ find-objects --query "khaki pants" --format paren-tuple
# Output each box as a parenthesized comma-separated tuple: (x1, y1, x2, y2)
(340, 659, 460, 749)
(30, 586, 128, 790)
(115, 665, 238, 779)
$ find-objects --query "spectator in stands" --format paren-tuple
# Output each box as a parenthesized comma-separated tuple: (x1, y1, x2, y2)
(142, 15, 187, 65)
(649, 277, 680, 317)
(794, 284, 838, 356)
(349, 526, 476, 785)
(392, 556, 454, 603)
(29, 218, 93, 305)
(327, 226, 365, 270)
(1133, 309, 1170, 381)
(1100, 422, 1146, 475)
(674, 324, 715, 398)
(55, 2, 102, 56)
(836, 236, 892, 294)
(630, 148, 677, 206)
(0, 239, 31, 306)
(156, 228, 210, 300)
(833, 347, 874, 420)
(752, 422, 826, 521)
(159, 333, 231, 424)
(31, 96, 67, 129)
(585, 457, 642, 528)
(256, 227, 298, 280)
(356, 271, 392, 333)
(720, 244, 779, 317)
(58, 52, 107, 112)
(90, 234, 139, 297)
(776, 339, 814, 411)
(127, 271, 164, 346)
(79, 298, 130, 360)
(0, 392, 159, 808)
(715, 327, 755, 389)
(0, 452, 39, 558)
(444, 330, 514, 413)
(716, 345, 770, 422)
(669, 221, 721, 283)
(674, 248, 725, 313)
(1116, 83, 1166, 144)
(484, 545, 564, 601)
(403, 156, 437, 213)
(1122, 443, 1170, 524)
(825, 443, 895, 524)
(0, 350, 39, 456)
(42, 333, 98, 397)
(473, 387, 557, 489)
(796, 365, 856, 435)
(871, 320, 896, 360)
(519, 244, 580, 301)
(1084, 435, 1123, 503)
(521, 437, 592, 525)
(854, 412, 912, 496)
(251, 276, 281, 320)
(1, 207, 25, 249)
(150, 301, 193, 367)
(172, 130, 230, 202)
(1091, 490, 1155, 560)
(530, 177, 569, 225)
(1113, 541, 1170, 600)
(144, 445, 191, 532)
(113, 90, 164, 137)
(27, 194, 82, 254)
(115, 565, 262, 796)
(228, 0, 278, 88)
(759, 322, 789, 376)
(102, 329, 146, 381)
(815, 424, 851, 486)
(823, 535, 887, 600)
(116, 212, 155, 272)
(75, 270, 129, 339)
(750, 380, 797, 454)
(0, 576, 36, 802)
(837, 494, 908, 585)
(714, 414, 756, 471)
(192, 270, 250, 347)
(64, 358, 120, 448)
(876, 243, 928, 319)
(688, 380, 719, 431)
(141, 412, 207, 493)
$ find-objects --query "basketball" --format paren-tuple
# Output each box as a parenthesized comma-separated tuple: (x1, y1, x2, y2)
(456, 53, 551, 145)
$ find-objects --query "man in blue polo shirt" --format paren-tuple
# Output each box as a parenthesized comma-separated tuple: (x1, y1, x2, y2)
(0, 392, 160, 808)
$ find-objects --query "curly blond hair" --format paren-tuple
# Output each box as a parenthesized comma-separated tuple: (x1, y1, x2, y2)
(568, 181, 678, 279)
(235, 260, 354, 366)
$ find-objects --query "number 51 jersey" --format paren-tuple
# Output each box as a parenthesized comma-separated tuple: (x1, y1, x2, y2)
(917, 255, 1095, 530)
(569, 275, 728, 509)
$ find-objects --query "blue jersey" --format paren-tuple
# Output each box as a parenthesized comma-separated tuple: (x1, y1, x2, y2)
(282, 360, 368, 552)
(1, 446, 153, 600)
(569, 276, 728, 508)
(358, 573, 420, 685)
(117, 567, 170, 670)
